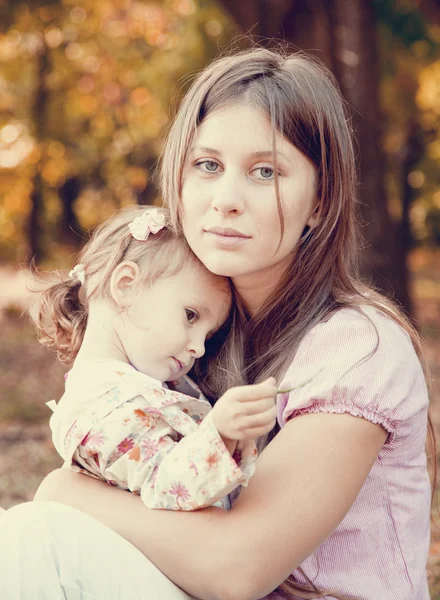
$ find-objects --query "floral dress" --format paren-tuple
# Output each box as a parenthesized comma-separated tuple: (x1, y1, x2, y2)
(48, 359, 257, 511)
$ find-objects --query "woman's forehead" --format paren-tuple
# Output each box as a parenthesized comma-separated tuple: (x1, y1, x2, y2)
(195, 103, 270, 140)
(191, 103, 301, 163)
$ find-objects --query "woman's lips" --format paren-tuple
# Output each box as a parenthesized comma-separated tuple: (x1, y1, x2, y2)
(204, 227, 250, 248)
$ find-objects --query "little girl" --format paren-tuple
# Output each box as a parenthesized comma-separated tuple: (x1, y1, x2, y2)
(32, 205, 277, 511)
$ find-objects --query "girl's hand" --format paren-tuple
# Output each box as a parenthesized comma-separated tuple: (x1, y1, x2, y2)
(212, 378, 278, 441)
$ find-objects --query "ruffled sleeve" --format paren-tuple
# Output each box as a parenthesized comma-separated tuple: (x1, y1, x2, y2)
(277, 307, 428, 446)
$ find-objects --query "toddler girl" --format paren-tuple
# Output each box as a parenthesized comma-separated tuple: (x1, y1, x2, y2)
(32, 205, 277, 511)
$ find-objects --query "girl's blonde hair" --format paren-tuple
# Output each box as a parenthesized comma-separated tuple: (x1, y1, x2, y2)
(160, 47, 436, 600)
(30, 206, 195, 365)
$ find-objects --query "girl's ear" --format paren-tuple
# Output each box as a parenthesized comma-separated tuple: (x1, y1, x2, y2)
(110, 261, 141, 307)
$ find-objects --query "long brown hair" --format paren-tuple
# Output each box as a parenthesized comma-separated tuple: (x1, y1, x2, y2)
(160, 47, 436, 599)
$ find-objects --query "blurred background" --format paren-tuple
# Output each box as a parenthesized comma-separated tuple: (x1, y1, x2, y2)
(0, 0, 440, 595)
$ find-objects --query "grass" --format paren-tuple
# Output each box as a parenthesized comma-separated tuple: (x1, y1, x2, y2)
(0, 306, 66, 422)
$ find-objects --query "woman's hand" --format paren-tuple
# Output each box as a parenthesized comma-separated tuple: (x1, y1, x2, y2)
(211, 378, 278, 442)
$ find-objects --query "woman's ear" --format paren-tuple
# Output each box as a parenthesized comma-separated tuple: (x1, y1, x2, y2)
(110, 261, 141, 308)
(306, 203, 320, 229)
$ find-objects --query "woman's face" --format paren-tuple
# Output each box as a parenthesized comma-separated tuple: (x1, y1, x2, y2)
(181, 103, 317, 294)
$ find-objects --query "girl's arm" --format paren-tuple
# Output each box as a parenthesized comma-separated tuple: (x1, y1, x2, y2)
(72, 407, 254, 511)
(36, 411, 387, 600)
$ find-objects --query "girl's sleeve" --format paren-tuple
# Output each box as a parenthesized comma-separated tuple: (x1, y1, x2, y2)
(64, 378, 257, 511)
(277, 308, 428, 444)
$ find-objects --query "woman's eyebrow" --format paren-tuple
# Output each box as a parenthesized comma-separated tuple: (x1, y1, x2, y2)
(251, 149, 291, 162)
(191, 146, 290, 163)
(191, 146, 221, 156)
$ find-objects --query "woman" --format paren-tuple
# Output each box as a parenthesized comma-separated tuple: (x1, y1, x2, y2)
(0, 47, 433, 600)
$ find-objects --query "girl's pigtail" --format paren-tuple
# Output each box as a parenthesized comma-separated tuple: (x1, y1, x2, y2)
(29, 272, 87, 365)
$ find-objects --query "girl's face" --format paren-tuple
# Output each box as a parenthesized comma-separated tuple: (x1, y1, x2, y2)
(181, 103, 317, 309)
(116, 262, 230, 382)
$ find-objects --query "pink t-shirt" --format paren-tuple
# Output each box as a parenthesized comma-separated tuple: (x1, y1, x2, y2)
(266, 307, 431, 600)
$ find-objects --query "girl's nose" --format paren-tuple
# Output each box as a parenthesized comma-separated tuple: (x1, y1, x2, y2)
(188, 337, 206, 359)
(211, 172, 245, 215)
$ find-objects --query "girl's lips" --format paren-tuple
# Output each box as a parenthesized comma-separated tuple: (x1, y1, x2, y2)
(171, 357, 183, 373)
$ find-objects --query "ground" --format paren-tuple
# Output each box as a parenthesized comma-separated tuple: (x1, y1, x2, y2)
(1, 249, 440, 596)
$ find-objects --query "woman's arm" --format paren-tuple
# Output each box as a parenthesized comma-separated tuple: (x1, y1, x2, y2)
(36, 411, 387, 600)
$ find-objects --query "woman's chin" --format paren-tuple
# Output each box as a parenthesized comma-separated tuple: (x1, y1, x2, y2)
(201, 253, 249, 278)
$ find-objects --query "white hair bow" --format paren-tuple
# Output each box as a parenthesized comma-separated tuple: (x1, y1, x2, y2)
(128, 208, 166, 241)
(69, 263, 85, 285)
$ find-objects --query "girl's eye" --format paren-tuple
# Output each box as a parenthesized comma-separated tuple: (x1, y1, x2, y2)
(185, 309, 198, 323)
(195, 160, 219, 173)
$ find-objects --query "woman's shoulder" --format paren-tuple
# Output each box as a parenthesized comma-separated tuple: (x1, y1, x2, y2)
(278, 305, 428, 439)
(298, 304, 417, 365)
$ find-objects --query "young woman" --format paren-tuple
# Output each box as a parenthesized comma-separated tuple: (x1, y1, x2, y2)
(0, 47, 433, 600)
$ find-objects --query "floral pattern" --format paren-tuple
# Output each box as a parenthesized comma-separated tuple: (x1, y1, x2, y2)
(49, 360, 257, 511)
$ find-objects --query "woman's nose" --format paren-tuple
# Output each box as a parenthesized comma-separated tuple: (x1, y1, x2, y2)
(211, 171, 245, 215)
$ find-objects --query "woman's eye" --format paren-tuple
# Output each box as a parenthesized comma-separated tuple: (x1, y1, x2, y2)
(195, 160, 219, 173)
(255, 166, 275, 179)
(185, 309, 198, 323)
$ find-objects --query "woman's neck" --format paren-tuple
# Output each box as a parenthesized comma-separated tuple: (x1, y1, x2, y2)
(75, 300, 128, 365)
(232, 257, 289, 317)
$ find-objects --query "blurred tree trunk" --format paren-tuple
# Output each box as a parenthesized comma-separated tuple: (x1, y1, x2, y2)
(59, 176, 83, 247)
(137, 157, 158, 205)
(400, 123, 425, 260)
(329, 0, 411, 312)
(219, 0, 412, 313)
(29, 39, 49, 264)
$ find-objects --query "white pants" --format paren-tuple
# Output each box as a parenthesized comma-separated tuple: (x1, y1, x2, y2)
(0, 501, 196, 600)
